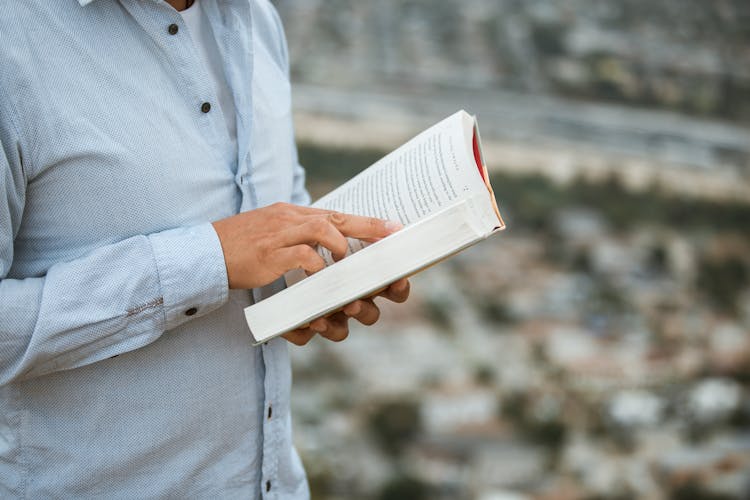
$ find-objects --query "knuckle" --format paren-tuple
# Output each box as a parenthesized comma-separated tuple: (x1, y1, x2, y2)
(311, 219, 329, 238)
(327, 212, 346, 226)
(312, 259, 326, 273)
(297, 246, 324, 271)
(275, 202, 295, 216)
(304, 247, 321, 262)
(310, 319, 327, 332)
(293, 245, 313, 261)
(336, 240, 349, 257)
(290, 246, 305, 260)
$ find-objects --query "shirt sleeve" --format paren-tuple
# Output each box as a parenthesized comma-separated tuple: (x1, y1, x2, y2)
(0, 127, 229, 385)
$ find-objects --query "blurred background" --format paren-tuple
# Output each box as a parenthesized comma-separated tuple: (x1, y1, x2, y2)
(272, 1, 750, 498)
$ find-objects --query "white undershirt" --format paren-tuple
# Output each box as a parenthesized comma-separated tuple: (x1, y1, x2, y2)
(180, 2, 238, 150)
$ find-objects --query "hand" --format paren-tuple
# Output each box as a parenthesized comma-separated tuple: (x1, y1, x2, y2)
(282, 278, 410, 346)
(211, 202, 401, 290)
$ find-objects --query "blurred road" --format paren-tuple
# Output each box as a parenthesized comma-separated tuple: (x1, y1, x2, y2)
(293, 83, 750, 202)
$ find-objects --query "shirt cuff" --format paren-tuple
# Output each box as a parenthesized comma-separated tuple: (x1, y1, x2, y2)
(148, 223, 229, 331)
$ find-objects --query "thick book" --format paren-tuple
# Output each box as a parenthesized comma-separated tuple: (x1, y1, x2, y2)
(244, 110, 505, 344)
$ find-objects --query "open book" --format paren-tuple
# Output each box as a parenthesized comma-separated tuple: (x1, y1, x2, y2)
(244, 110, 505, 343)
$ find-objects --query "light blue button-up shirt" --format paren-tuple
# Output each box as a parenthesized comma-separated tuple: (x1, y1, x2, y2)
(0, 0, 310, 497)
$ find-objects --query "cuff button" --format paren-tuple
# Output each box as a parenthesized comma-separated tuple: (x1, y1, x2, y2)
(185, 307, 198, 316)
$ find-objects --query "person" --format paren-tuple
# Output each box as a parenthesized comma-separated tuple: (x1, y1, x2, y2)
(0, 0, 409, 497)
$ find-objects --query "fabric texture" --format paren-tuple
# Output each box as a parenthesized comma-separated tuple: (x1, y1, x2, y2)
(0, 0, 310, 497)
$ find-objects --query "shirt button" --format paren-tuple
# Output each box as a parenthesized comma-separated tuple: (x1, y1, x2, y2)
(265, 480, 271, 492)
(185, 307, 198, 316)
(201, 102, 211, 113)
(168, 24, 179, 35)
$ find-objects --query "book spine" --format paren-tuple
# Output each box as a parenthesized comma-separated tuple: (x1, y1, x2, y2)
(464, 192, 502, 236)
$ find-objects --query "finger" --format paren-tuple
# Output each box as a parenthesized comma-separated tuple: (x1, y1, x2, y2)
(272, 244, 326, 275)
(343, 299, 380, 326)
(309, 317, 330, 334)
(325, 212, 403, 243)
(316, 312, 350, 342)
(378, 278, 410, 303)
(282, 328, 316, 346)
(267, 201, 335, 219)
(275, 218, 350, 261)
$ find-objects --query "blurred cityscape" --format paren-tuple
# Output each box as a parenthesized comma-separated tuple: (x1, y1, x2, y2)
(271, 1, 750, 499)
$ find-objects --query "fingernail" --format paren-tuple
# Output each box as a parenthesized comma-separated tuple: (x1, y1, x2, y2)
(385, 220, 403, 232)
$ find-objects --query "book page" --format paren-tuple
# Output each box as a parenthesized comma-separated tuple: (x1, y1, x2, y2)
(312, 111, 488, 258)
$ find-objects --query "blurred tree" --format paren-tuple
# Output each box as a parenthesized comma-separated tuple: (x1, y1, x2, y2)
(422, 296, 454, 333)
(377, 475, 428, 500)
(696, 255, 748, 315)
(473, 363, 496, 386)
(670, 482, 737, 500)
(366, 398, 422, 456)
